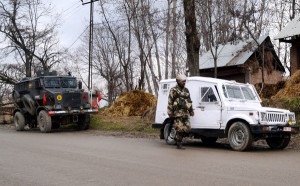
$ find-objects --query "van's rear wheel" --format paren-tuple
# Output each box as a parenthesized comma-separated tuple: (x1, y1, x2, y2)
(38, 110, 52, 133)
(164, 123, 176, 145)
(228, 121, 253, 151)
(266, 135, 290, 149)
(14, 111, 25, 131)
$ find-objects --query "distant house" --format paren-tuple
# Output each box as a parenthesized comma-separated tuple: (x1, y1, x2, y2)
(199, 35, 285, 84)
(275, 15, 300, 76)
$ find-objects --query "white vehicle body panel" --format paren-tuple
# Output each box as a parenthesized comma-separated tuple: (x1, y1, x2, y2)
(155, 76, 296, 128)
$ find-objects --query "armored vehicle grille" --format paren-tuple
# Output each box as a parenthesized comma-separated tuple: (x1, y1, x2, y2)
(62, 93, 81, 108)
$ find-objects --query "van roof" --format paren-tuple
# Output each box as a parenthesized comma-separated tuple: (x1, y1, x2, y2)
(160, 76, 248, 85)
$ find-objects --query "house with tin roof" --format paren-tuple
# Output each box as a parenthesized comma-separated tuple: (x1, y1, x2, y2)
(275, 15, 300, 76)
(199, 35, 285, 84)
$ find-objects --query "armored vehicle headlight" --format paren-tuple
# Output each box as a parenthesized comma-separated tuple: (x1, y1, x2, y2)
(84, 103, 91, 108)
(55, 104, 62, 109)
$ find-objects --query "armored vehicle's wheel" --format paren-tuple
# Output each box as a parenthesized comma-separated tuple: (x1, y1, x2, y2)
(164, 123, 177, 145)
(22, 94, 35, 115)
(228, 121, 253, 151)
(38, 110, 52, 133)
(14, 111, 25, 131)
(266, 134, 291, 149)
(77, 114, 90, 130)
(201, 136, 218, 145)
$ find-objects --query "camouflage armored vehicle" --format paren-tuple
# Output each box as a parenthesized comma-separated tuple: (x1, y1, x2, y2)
(12, 70, 98, 132)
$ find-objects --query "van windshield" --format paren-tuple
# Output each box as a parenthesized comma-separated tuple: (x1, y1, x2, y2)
(222, 84, 257, 100)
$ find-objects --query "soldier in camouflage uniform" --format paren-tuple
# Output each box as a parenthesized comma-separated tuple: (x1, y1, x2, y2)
(167, 74, 194, 149)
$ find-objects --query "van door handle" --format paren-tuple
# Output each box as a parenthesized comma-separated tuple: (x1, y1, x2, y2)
(197, 106, 205, 109)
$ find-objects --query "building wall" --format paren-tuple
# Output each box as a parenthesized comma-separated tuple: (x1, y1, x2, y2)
(250, 68, 284, 84)
(290, 45, 298, 76)
(201, 67, 283, 84)
(290, 39, 300, 76)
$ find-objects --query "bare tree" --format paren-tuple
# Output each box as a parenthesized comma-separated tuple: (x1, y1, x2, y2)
(0, 0, 62, 79)
(183, 0, 200, 76)
(99, 0, 135, 92)
(93, 26, 123, 106)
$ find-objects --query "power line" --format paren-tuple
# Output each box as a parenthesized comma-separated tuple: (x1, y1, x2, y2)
(65, 26, 89, 51)
(66, 2, 183, 49)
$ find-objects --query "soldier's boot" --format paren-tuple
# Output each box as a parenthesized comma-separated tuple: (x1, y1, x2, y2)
(176, 132, 185, 150)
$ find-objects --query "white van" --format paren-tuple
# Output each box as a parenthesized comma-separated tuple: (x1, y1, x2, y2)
(153, 76, 299, 151)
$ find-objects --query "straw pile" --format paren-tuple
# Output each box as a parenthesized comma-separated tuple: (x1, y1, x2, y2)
(103, 90, 157, 117)
(272, 70, 300, 99)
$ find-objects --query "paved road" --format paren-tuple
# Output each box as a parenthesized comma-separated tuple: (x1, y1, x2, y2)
(1, 126, 300, 186)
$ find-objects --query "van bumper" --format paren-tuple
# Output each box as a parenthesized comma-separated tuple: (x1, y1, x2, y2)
(250, 125, 299, 134)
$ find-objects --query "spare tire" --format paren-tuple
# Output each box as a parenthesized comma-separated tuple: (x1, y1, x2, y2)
(12, 90, 20, 101)
(22, 94, 36, 115)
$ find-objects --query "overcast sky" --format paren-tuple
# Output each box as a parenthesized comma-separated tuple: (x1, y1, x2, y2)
(49, 0, 91, 49)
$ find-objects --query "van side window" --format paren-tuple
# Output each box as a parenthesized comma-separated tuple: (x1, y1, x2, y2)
(200, 87, 217, 102)
(161, 83, 170, 94)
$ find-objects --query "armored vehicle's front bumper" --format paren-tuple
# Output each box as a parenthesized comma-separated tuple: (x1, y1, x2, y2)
(48, 108, 98, 116)
(250, 125, 299, 134)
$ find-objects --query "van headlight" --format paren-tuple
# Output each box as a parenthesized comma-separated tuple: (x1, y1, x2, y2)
(259, 112, 268, 124)
(288, 113, 296, 125)
(260, 112, 267, 121)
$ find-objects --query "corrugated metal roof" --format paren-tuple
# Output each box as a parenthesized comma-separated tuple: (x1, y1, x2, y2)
(274, 15, 300, 39)
(200, 35, 268, 70)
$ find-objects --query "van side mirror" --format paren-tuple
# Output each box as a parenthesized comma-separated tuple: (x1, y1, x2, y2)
(78, 81, 82, 89)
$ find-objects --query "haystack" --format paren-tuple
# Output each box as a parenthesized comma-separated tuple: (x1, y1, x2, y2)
(103, 90, 157, 117)
(272, 70, 300, 99)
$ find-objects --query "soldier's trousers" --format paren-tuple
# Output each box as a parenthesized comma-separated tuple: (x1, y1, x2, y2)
(174, 117, 190, 142)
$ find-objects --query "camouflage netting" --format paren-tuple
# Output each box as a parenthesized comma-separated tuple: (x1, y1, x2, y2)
(272, 70, 300, 99)
(103, 90, 157, 117)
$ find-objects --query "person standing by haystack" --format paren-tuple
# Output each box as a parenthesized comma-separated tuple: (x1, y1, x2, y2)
(167, 74, 194, 149)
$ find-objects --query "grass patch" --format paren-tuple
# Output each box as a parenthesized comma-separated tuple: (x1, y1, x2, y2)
(90, 112, 158, 133)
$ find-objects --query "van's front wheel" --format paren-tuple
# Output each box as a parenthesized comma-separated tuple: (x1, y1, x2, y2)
(164, 123, 176, 145)
(228, 121, 253, 151)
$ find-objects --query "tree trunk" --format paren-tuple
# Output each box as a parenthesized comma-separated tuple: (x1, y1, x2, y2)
(171, 0, 178, 78)
(183, 0, 200, 76)
(164, 0, 171, 79)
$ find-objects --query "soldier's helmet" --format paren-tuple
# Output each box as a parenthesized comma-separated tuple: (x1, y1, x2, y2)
(176, 74, 187, 82)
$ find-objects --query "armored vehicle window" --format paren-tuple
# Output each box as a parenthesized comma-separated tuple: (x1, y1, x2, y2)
(44, 78, 60, 88)
(61, 78, 77, 88)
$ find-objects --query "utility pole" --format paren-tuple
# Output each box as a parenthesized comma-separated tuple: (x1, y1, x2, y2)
(81, 0, 99, 91)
